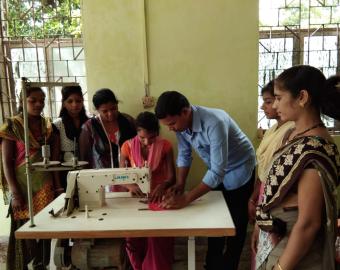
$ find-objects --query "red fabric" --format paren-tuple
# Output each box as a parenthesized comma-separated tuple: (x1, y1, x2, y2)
(126, 237, 174, 270)
(148, 202, 165, 211)
(108, 129, 119, 143)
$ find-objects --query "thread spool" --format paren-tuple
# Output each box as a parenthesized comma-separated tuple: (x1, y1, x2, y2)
(85, 205, 89, 219)
(72, 156, 78, 167)
(42, 145, 50, 159)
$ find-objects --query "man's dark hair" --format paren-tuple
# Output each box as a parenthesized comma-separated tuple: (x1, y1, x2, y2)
(155, 91, 190, 119)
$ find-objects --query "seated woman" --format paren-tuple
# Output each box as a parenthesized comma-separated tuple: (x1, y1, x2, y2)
(0, 87, 62, 270)
(79, 88, 136, 169)
(255, 65, 340, 270)
(120, 111, 176, 270)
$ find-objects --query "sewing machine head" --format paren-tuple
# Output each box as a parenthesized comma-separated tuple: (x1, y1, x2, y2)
(63, 167, 151, 216)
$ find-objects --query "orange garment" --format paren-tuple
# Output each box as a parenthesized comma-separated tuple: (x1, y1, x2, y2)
(121, 137, 172, 192)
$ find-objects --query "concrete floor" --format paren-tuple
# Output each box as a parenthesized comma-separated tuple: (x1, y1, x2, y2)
(173, 233, 252, 270)
(0, 189, 254, 270)
(0, 233, 253, 270)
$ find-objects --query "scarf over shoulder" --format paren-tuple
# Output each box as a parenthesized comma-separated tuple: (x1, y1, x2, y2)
(256, 121, 294, 182)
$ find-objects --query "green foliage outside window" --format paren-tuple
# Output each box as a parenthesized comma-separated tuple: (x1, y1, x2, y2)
(6, 0, 81, 38)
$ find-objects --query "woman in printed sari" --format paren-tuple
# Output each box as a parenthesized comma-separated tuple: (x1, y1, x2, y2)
(249, 80, 294, 270)
(120, 112, 176, 270)
(254, 65, 340, 270)
(0, 87, 62, 270)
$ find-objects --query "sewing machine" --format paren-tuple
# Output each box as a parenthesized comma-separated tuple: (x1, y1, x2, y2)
(39, 166, 151, 269)
(16, 166, 235, 270)
(16, 191, 234, 270)
(63, 166, 151, 216)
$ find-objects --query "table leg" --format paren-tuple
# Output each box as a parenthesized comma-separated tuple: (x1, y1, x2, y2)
(49, 239, 58, 270)
(188, 236, 195, 270)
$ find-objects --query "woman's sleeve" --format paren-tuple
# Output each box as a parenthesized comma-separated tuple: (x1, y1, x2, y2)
(121, 141, 131, 159)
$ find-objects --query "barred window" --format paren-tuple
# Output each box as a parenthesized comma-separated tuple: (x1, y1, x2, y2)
(258, 0, 340, 134)
(0, 0, 86, 124)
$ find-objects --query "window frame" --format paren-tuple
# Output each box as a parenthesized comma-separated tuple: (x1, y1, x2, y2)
(258, 26, 340, 132)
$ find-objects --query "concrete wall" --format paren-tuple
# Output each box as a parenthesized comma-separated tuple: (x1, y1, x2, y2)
(82, 0, 259, 189)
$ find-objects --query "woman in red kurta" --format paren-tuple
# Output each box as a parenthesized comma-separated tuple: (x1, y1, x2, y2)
(120, 111, 176, 270)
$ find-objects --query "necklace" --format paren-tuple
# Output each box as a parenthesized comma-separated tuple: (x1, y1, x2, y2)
(291, 122, 324, 140)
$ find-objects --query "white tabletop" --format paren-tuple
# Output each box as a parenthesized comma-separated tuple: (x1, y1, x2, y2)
(16, 191, 235, 239)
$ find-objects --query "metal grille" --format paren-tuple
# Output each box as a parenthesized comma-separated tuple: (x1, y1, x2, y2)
(258, 0, 340, 133)
(0, 0, 86, 124)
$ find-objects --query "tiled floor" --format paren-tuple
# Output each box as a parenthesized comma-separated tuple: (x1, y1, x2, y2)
(0, 236, 8, 270)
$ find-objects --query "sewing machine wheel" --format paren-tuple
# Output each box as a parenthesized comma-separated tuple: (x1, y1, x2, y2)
(32, 161, 61, 167)
(52, 238, 125, 270)
(61, 161, 88, 167)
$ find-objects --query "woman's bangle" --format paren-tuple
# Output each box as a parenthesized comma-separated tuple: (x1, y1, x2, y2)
(11, 193, 20, 199)
(276, 260, 283, 270)
(249, 198, 257, 205)
(55, 188, 64, 192)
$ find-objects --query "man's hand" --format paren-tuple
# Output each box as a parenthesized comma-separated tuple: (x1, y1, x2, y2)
(165, 183, 185, 196)
(160, 193, 189, 209)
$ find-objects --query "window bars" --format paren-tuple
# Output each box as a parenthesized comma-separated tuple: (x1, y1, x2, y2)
(258, 0, 340, 132)
(0, 0, 86, 124)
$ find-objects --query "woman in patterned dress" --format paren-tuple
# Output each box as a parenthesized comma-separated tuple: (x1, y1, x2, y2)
(254, 65, 340, 270)
(53, 85, 88, 189)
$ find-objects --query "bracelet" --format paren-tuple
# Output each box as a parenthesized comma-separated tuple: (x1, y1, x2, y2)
(249, 198, 257, 205)
(276, 260, 283, 270)
(11, 193, 20, 199)
(55, 188, 64, 192)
